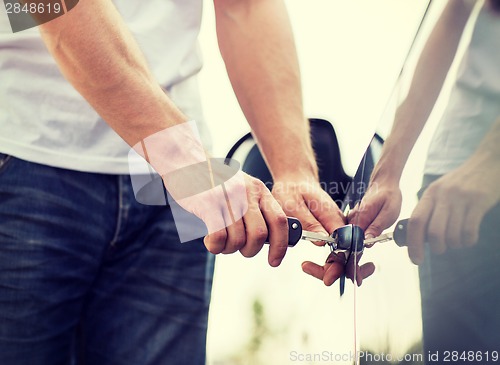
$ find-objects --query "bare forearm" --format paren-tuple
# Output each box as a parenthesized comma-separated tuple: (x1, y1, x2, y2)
(214, 0, 317, 181)
(374, 0, 474, 183)
(38, 0, 187, 147)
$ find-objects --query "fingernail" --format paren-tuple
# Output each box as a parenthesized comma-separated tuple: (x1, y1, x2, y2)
(271, 259, 282, 267)
(412, 256, 423, 265)
(365, 233, 375, 240)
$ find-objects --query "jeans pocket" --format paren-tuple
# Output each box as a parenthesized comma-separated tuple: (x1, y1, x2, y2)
(0, 153, 13, 175)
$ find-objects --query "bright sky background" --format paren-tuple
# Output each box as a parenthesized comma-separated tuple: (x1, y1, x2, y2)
(197, 1, 468, 363)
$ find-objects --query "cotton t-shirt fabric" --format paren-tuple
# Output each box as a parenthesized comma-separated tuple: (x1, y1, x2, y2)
(424, 3, 500, 175)
(0, 0, 211, 174)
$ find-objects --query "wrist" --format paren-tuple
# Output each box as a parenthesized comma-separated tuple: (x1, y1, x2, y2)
(271, 142, 319, 183)
(371, 132, 414, 186)
(272, 160, 319, 184)
(369, 157, 402, 188)
(131, 121, 208, 176)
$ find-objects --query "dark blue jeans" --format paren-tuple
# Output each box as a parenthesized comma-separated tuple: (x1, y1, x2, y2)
(0, 153, 214, 365)
(418, 175, 500, 364)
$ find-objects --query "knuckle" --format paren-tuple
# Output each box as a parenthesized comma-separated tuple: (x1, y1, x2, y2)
(369, 222, 384, 234)
(360, 199, 377, 211)
(444, 183, 459, 196)
(427, 228, 440, 244)
(240, 250, 256, 258)
(229, 236, 246, 251)
(210, 230, 227, 245)
(245, 202, 260, 216)
(426, 182, 439, 195)
(475, 194, 490, 209)
(222, 247, 238, 255)
(274, 213, 288, 227)
(254, 225, 269, 242)
(249, 177, 265, 192)
(304, 222, 322, 232)
(462, 228, 477, 245)
(243, 239, 262, 254)
(205, 237, 226, 254)
(410, 214, 424, 228)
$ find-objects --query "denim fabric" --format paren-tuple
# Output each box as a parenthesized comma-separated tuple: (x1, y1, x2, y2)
(0, 153, 214, 365)
(418, 175, 500, 364)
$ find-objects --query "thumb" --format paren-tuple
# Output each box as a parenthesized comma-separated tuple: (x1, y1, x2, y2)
(364, 219, 386, 241)
(348, 199, 383, 232)
(303, 189, 346, 235)
(350, 196, 401, 241)
(364, 208, 399, 242)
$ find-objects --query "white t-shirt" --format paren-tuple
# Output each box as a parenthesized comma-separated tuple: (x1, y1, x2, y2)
(424, 3, 500, 175)
(0, 0, 211, 174)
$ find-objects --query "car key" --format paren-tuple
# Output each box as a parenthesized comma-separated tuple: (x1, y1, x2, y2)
(265, 217, 337, 247)
(265, 218, 366, 297)
(363, 218, 409, 247)
(265, 217, 409, 248)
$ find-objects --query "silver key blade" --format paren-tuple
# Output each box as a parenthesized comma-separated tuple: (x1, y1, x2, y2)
(301, 230, 337, 245)
(363, 232, 393, 246)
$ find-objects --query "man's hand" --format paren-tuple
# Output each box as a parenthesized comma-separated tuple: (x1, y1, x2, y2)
(271, 179, 345, 239)
(347, 179, 402, 243)
(272, 178, 375, 285)
(407, 155, 500, 264)
(306, 176, 400, 286)
(203, 173, 289, 267)
(302, 251, 376, 287)
(163, 160, 290, 267)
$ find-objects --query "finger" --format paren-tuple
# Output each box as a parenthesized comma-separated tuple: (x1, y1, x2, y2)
(408, 190, 435, 265)
(364, 196, 401, 240)
(323, 262, 345, 286)
(323, 252, 346, 286)
(222, 170, 249, 221)
(204, 228, 227, 254)
(346, 202, 361, 224)
(345, 253, 358, 283)
(239, 209, 268, 258)
(355, 262, 364, 286)
(364, 207, 399, 241)
(292, 200, 330, 245)
(222, 218, 246, 254)
(301, 251, 347, 286)
(260, 191, 289, 267)
(214, 188, 245, 254)
(304, 189, 346, 235)
(427, 199, 448, 255)
(348, 199, 383, 232)
(463, 205, 486, 247)
(202, 208, 228, 254)
(446, 202, 467, 249)
(357, 262, 376, 286)
(302, 253, 348, 286)
(301, 261, 326, 281)
(352, 255, 376, 286)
